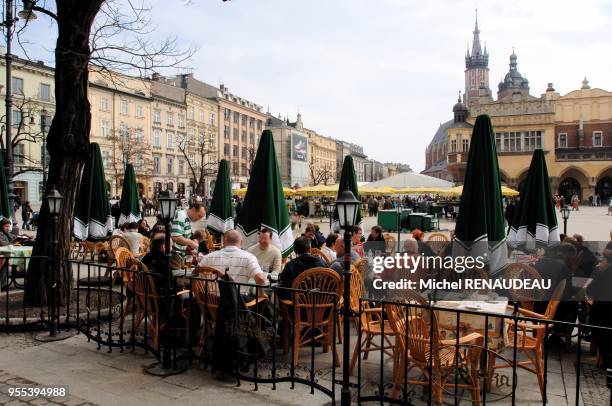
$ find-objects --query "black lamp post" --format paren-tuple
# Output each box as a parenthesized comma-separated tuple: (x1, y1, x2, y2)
(146, 189, 185, 376)
(36, 188, 71, 342)
(561, 205, 570, 236)
(40, 108, 49, 188)
(327, 202, 335, 234)
(335, 188, 359, 406)
(396, 203, 402, 252)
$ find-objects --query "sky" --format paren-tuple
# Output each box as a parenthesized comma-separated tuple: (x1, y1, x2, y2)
(12, 0, 612, 172)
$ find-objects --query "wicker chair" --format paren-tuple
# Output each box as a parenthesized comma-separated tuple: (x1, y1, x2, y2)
(486, 279, 566, 399)
(388, 295, 483, 404)
(108, 235, 130, 265)
(310, 248, 331, 265)
(281, 267, 341, 368)
(502, 263, 544, 310)
(425, 232, 450, 256)
(383, 233, 396, 254)
(139, 237, 151, 256)
(133, 271, 164, 351)
(191, 267, 224, 362)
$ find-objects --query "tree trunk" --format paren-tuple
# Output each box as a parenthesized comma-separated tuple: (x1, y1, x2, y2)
(25, 0, 105, 306)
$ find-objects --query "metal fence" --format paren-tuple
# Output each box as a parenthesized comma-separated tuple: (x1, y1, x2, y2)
(3, 258, 612, 405)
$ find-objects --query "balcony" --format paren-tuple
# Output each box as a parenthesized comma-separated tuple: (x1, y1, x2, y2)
(555, 147, 612, 161)
(447, 152, 468, 164)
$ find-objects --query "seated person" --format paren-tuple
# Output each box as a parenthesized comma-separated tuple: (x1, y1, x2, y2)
(278, 237, 326, 300)
(321, 233, 338, 261)
(137, 219, 150, 237)
(190, 230, 210, 256)
(0, 219, 15, 246)
(412, 229, 436, 257)
(141, 234, 171, 286)
(198, 230, 266, 295)
(351, 225, 365, 257)
(330, 235, 361, 274)
(302, 225, 322, 249)
(122, 222, 144, 255)
(247, 228, 282, 276)
(367, 225, 385, 242)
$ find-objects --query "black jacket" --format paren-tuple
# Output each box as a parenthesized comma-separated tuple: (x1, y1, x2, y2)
(278, 254, 327, 300)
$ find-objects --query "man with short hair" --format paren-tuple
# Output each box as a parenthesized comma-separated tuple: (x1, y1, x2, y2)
(329, 235, 360, 274)
(123, 222, 144, 255)
(171, 202, 206, 257)
(278, 237, 326, 299)
(198, 230, 266, 293)
(248, 228, 282, 275)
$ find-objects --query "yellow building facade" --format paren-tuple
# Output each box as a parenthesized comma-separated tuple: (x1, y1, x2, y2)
(305, 127, 337, 185)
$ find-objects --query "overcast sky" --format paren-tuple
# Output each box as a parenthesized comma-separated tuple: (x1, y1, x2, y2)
(14, 0, 612, 171)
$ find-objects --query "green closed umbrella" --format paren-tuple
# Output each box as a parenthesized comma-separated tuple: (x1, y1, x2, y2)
(0, 153, 10, 219)
(453, 115, 507, 275)
(118, 163, 140, 226)
(236, 130, 293, 256)
(508, 149, 559, 248)
(332, 155, 361, 232)
(74, 143, 114, 240)
(207, 159, 234, 233)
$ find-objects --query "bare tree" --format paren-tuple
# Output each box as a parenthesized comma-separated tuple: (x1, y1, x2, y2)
(308, 155, 334, 186)
(246, 145, 256, 177)
(107, 125, 153, 196)
(25, 0, 200, 305)
(0, 97, 50, 177)
(177, 128, 217, 196)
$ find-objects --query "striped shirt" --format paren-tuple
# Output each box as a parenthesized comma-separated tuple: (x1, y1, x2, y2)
(171, 209, 191, 256)
(198, 246, 263, 293)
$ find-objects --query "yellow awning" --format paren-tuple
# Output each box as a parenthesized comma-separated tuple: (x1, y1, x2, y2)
(294, 184, 338, 197)
(233, 187, 295, 197)
(445, 185, 519, 197)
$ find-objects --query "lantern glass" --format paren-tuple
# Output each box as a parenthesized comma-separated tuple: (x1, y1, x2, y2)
(46, 188, 63, 215)
(335, 189, 359, 229)
(561, 206, 570, 221)
(158, 190, 177, 221)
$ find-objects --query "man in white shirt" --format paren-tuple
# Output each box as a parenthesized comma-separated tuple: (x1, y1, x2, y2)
(122, 222, 144, 255)
(199, 229, 266, 292)
(247, 228, 282, 276)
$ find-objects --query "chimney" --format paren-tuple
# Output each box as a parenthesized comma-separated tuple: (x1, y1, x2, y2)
(151, 72, 160, 81)
(220, 84, 227, 93)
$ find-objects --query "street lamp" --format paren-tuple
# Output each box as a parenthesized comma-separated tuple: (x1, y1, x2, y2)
(40, 108, 49, 188)
(561, 205, 570, 236)
(146, 189, 184, 376)
(335, 187, 359, 406)
(396, 203, 402, 251)
(326, 202, 335, 233)
(35, 188, 71, 342)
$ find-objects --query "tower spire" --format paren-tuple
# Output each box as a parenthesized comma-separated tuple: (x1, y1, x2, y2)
(471, 8, 482, 56)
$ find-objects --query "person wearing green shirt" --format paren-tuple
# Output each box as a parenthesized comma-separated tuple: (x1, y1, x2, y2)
(171, 202, 206, 257)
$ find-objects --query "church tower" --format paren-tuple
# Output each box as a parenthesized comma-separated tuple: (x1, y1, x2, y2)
(464, 10, 491, 109)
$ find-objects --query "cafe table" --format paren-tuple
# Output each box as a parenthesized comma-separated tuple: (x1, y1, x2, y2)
(0, 245, 33, 268)
(433, 296, 509, 354)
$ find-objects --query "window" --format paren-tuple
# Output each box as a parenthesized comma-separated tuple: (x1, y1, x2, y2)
(14, 143, 24, 164)
(135, 128, 144, 144)
(241, 115, 247, 126)
(188, 108, 194, 120)
(167, 132, 174, 148)
(257, 120, 262, 130)
(224, 108, 231, 121)
(241, 163, 247, 177)
(102, 151, 110, 168)
(100, 120, 110, 138)
(233, 112, 240, 122)
(40, 145, 50, 166)
(462, 139, 469, 152)
(154, 156, 161, 174)
(224, 125, 230, 139)
(199, 110, 205, 122)
(558, 133, 568, 148)
(188, 128, 195, 141)
(189, 153, 195, 165)
(241, 130, 247, 143)
(504, 132, 521, 152)
(210, 113, 216, 126)
(250, 132, 255, 145)
(153, 129, 161, 147)
(524, 131, 542, 151)
(232, 145, 238, 157)
(39, 83, 51, 101)
(11, 110, 22, 127)
(120, 100, 128, 115)
(120, 123, 129, 139)
(136, 154, 144, 169)
(233, 128, 238, 141)
(179, 159, 185, 175)
(242, 146, 247, 158)
(178, 114, 185, 128)
(167, 112, 174, 126)
(593, 131, 603, 147)
(495, 133, 504, 151)
(101, 97, 109, 112)
(136, 104, 143, 118)
(450, 140, 457, 153)
(224, 143, 229, 156)
(11, 77, 23, 94)
(249, 117, 255, 128)
(153, 110, 161, 123)
(167, 157, 174, 175)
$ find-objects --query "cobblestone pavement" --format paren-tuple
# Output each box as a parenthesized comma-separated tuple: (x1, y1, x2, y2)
(579, 362, 611, 406)
(0, 333, 45, 352)
(0, 369, 96, 405)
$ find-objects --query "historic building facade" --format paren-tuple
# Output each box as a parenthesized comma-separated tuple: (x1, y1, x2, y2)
(0, 53, 55, 208)
(305, 127, 337, 185)
(422, 14, 612, 202)
(266, 113, 310, 187)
